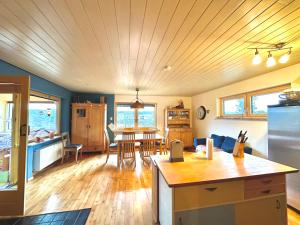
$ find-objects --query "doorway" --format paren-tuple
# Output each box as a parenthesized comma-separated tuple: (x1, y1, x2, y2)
(0, 76, 29, 216)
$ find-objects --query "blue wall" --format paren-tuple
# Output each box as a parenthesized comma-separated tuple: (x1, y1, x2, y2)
(72, 92, 115, 140)
(0, 59, 72, 132)
(0, 59, 116, 140)
(0, 59, 117, 180)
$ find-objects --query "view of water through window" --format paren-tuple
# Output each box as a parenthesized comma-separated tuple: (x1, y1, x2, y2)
(117, 104, 156, 128)
(28, 102, 57, 138)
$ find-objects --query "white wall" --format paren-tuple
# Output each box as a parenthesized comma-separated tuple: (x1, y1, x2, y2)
(115, 95, 192, 135)
(192, 63, 300, 157)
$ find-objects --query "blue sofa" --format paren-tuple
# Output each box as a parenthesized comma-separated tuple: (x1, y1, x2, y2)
(193, 134, 252, 154)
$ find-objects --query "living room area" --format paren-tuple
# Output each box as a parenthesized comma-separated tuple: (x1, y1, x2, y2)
(1, 59, 300, 225)
(1, 0, 300, 224)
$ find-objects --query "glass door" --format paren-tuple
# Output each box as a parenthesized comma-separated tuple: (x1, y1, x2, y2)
(0, 76, 29, 216)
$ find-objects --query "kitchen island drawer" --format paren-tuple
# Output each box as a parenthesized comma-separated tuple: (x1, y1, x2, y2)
(245, 184, 285, 199)
(174, 181, 243, 211)
(245, 174, 285, 189)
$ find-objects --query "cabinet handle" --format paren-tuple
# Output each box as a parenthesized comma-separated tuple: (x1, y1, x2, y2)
(261, 189, 271, 194)
(205, 187, 218, 192)
(261, 179, 272, 184)
(179, 217, 183, 225)
(276, 199, 281, 209)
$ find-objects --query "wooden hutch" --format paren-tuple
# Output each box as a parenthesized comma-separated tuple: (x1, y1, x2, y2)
(165, 108, 193, 148)
(71, 103, 107, 152)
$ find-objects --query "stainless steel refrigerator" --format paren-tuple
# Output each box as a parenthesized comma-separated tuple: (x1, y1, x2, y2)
(268, 104, 300, 211)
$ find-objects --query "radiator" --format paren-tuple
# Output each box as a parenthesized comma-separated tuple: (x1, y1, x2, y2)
(33, 141, 63, 171)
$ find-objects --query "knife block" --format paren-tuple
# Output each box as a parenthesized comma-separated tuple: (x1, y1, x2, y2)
(233, 142, 244, 158)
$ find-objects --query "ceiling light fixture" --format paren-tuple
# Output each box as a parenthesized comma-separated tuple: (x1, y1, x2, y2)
(163, 65, 172, 71)
(249, 43, 292, 68)
(266, 51, 276, 67)
(252, 48, 262, 65)
(279, 48, 291, 64)
(130, 88, 144, 109)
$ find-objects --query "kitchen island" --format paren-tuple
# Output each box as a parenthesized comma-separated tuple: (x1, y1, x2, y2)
(151, 151, 298, 225)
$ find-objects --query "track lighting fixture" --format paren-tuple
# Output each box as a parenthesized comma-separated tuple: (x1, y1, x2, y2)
(266, 52, 276, 67)
(249, 43, 292, 68)
(279, 49, 291, 64)
(252, 49, 262, 65)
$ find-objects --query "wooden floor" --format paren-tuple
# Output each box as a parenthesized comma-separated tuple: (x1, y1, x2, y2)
(26, 154, 300, 225)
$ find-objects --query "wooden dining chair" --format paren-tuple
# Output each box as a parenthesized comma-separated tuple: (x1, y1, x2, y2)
(141, 131, 157, 162)
(61, 132, 83, 163)
(121, 132, 136, 166)
(156, 128, 169, 155)
(104, 128, 118, 164)
(163, 128, 170, 154)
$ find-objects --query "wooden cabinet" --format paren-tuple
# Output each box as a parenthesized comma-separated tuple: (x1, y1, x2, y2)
(166, 108, 190, 127)
(165, 108, 193, 148)
(152, 152, 294, 225)
(179, 128, 193, 147)
(168, 128, 193, 147)
(175, 205, 235, 225)
(235, 174, 287, 225)
(235, 195, 287, 225)
(71, 103, 106, 152)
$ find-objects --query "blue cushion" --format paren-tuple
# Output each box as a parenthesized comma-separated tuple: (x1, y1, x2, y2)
(244, 146, 252, 154)
(211, 134, 225, 148)
(65, 144, 82, 149)
(109, 143, 118, 148)
(193, 137, 206, 147)
(156, 140, 166, 145)
(221, 136, 236, 153)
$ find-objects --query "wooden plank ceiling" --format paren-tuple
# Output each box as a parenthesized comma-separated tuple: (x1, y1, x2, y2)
(0, 0, 300, 96)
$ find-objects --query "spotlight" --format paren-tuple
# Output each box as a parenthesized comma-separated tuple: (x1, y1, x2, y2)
(252, 49, 262, 65)
(266, 52, 276, 67)
(249, 43, 292, 68)
(279, 49, 291, 64)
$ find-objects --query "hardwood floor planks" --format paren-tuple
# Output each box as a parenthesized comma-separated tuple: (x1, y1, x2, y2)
(25, 153, 299, 225)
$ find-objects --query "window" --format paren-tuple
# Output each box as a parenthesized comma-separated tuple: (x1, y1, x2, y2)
(28, 92, 60, 140)
(250, 92, 281, 115)
(116, 104, 135, 128)
(116, 103, 156, 128)
(5, 92, 60, 141)
(222, 96, 245, 115)
(138, 105, 156, 128)
(220, 84, 289, 119)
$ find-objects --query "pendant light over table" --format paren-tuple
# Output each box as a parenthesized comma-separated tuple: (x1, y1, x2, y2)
(130, 88, 144, 109)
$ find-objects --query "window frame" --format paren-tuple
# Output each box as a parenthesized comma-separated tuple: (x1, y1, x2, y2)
(219, 84, 290, 119)
(115, 102, 157, 129)
(220, 93, 247, 118)
(29, 91, 61, 139)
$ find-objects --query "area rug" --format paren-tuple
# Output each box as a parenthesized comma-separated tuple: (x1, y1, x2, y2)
(0, 208, 91, 225)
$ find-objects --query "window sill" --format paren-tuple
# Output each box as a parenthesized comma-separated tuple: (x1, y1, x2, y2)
(216, 116, 267, 121)
(28, 135, 61, 145)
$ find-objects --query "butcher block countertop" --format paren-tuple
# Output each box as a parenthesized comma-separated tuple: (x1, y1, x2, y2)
(151, 151, 298, 187)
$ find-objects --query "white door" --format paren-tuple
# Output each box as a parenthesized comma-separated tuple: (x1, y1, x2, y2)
(0, 76, 29, 216)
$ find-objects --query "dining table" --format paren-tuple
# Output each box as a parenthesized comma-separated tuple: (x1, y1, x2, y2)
(114, 133, 164, 167)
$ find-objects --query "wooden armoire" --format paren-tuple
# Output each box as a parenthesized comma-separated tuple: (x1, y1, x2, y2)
(71, 103, 107, 152)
